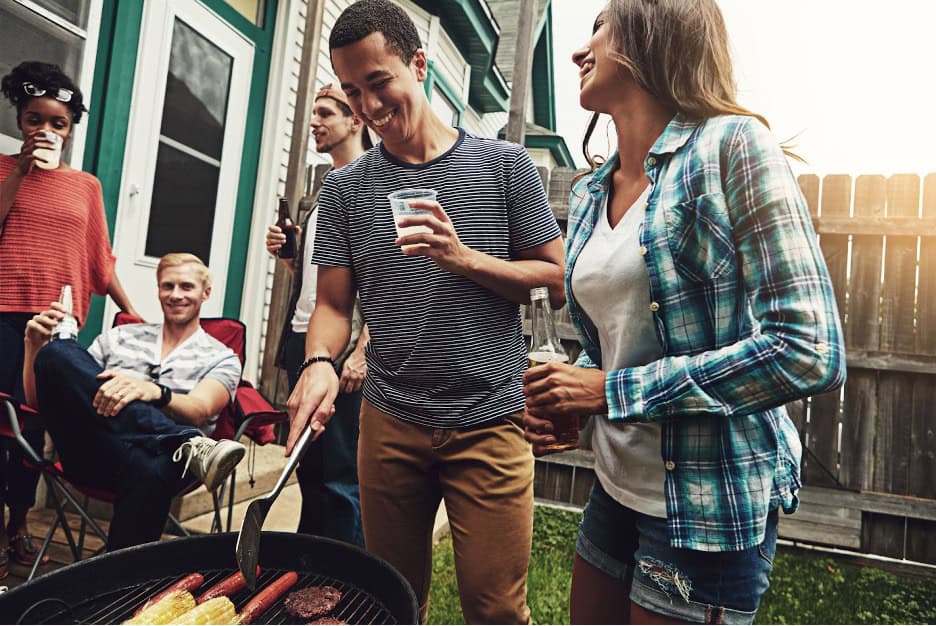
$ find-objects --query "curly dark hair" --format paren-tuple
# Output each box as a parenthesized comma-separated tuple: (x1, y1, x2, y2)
(329, 0, 421, 64)
(1, 61, 87, 124)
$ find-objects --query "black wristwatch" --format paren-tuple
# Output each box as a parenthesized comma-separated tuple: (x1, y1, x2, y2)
(153, 383, 172, 408)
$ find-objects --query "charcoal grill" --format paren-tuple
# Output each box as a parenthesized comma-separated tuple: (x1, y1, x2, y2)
(0, 532, 417, 624)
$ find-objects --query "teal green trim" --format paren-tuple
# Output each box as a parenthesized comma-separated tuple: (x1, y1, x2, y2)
(199, 0, 278, 317)
(423, 62, 434, 98)
(81, 0, 276, 336)
(79, 0, 145, 345)
(427, 61, 466, 126)
(524, 133, 575, 168)
(412, 0, 506, 113)
(531, 5, 557, 131)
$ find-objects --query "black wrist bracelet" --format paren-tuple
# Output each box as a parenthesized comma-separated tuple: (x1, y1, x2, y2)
(297, 355, 336, 380)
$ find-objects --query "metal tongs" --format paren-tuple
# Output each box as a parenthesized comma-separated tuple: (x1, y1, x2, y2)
(235, 424, 314, 590)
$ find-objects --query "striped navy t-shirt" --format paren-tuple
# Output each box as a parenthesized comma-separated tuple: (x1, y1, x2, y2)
(87, 323, 241, 435)
(312, 129, 562, 428)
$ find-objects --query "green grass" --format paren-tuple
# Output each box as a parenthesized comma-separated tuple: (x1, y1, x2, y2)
(427, 505, 936, 625)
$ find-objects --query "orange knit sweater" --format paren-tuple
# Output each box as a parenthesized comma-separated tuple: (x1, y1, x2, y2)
(0, 155, 116, 325)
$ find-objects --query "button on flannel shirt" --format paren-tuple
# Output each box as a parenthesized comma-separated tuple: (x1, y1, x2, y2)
(566, 114, 846, 552)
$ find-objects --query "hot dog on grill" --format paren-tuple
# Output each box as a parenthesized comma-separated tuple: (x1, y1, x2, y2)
(236, 571, 299, 624)
(133, 573, 205, 617)
(195, 567, 260, 604)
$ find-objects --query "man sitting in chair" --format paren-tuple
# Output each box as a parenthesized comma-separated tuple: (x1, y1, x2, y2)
(21, 253, 245, 550)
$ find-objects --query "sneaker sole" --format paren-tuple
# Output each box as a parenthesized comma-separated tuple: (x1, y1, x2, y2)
(203, 444, 246, 491)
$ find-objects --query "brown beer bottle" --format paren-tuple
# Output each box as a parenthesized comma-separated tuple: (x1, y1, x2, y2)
(528, 287, 577, 452)
(276, 197, 298, 259)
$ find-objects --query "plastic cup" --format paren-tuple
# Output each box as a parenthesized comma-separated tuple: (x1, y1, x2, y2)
(388, 188, 437, 252)
(34, 131, 62, 170)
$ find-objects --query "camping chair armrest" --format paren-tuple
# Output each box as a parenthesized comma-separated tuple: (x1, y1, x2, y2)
(232, 382, 287, 443)
(0, 392, 47, 466)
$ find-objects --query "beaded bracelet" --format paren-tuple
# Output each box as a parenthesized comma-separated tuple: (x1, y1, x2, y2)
(296, 355, 337, 380)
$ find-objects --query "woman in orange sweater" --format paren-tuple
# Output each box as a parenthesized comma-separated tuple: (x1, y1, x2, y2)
(0, 61, 138, 576)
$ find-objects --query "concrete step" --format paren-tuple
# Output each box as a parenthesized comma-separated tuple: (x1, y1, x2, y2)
(174, 439, 297, 522)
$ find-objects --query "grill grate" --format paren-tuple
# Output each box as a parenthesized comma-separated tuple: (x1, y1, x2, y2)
(29, 568, 396, 625)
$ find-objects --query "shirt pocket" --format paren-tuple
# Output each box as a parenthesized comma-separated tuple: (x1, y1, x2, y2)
(663, 192, 736, 282)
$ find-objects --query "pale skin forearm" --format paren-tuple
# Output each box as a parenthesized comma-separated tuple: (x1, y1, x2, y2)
(0, 169, 25, 226)
(22, 342, 39, 408)
(93, 373, 229, 427)
(160, 387, 223, 428)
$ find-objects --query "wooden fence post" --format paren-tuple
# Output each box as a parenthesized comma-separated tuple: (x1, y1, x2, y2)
(806, 174, 850, 487)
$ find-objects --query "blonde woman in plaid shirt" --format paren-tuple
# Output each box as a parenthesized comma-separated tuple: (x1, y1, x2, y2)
(522, 1, 846, 624)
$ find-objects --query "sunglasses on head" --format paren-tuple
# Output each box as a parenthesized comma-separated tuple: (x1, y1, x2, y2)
(22, 82, 74, 103)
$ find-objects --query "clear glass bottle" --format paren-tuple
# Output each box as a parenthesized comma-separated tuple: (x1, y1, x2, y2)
(527, 287, 577, 452)
(52, 285, 78, 341)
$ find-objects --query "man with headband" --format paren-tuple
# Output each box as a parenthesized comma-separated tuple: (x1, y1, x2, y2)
(265, 83, 372, 545)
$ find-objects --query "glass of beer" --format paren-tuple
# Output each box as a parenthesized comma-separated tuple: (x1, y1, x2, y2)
(388, 188, 437, 252)
(528, 350, 579, 452)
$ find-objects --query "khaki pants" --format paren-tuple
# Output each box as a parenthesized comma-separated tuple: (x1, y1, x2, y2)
(358, 400, 534, 624)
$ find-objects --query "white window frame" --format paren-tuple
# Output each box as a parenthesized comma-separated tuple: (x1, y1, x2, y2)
(0, 0, 104, 170)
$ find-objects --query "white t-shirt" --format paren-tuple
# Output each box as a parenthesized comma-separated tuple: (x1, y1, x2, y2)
(291, 207, 319, 333)
(570, 186, 667, 518)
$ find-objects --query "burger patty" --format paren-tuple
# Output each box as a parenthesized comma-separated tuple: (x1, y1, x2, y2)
(308, 618, 346, 625)
(283, 585, 343, 619)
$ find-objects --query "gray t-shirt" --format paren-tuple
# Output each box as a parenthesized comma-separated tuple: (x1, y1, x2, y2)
(312, 129, 562, 428)
(88, 323, 241, 435)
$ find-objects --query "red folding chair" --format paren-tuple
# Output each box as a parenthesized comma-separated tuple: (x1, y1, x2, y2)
(112, 313, 288, 532)
(0, 391, 113, 580)
(0, 315, 287, 580)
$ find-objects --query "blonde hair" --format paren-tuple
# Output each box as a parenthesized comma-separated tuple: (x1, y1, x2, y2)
(157, 253, 212, 288)
(582, 0, 800, 172)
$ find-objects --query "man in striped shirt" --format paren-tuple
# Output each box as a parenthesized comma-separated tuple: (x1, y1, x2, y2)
(22, 253, 245, 550)
(285, 1, 565, 622)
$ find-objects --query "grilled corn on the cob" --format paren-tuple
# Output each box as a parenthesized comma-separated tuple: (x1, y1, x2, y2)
(124, 590, 196, 624)
(170, 596, 237, 625)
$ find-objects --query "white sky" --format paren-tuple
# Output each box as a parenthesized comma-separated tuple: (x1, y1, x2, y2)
(551, 0, 936, 176)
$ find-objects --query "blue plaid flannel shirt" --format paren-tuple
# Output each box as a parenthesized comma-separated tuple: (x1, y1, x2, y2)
(566, 114, 846, 552)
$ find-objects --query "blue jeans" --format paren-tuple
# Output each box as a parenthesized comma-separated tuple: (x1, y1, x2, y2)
(0, 312, 44, 510)
(576, 481, 777, 624)
(33, 339, 201, 550)
(285, 330, 363, 546)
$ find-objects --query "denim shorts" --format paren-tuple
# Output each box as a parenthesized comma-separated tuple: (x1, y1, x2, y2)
(576, 481, 777, 624)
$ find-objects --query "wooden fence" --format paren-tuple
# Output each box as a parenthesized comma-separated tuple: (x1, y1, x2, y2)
(533, 170, 936, 566)
(259, 164, 936, 565)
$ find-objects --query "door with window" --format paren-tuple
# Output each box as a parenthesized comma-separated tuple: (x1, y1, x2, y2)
(109, 0, 253, 323)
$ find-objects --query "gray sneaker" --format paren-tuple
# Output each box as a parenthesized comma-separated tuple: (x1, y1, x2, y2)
(172, 436, 245, 491)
